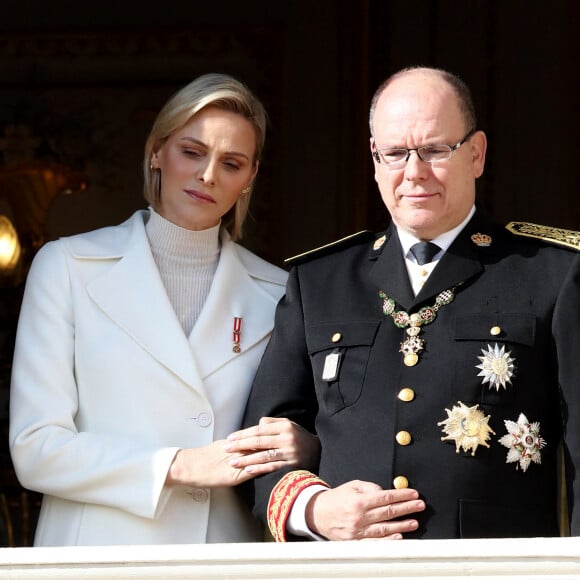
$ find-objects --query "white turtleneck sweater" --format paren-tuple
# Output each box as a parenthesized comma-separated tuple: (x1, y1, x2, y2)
(145, 209, 220, 336)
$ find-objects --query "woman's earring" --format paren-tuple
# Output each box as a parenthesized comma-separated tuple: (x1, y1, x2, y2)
(241, 184, 252, 196)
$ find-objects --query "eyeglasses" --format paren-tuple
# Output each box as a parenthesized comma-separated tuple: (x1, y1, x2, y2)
(372, 129, 476, 168)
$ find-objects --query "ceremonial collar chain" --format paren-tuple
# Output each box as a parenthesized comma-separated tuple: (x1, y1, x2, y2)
(379, 286, 459, 367)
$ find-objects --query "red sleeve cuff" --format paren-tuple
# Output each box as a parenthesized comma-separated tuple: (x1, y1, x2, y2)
(267, 470, 329, 542)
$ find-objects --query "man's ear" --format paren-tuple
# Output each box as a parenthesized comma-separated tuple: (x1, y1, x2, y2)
(470, 130, 487, 178)
(370, 138, 380, 163)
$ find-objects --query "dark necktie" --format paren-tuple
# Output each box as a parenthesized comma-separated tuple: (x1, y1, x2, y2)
(409, 241, 440, 266)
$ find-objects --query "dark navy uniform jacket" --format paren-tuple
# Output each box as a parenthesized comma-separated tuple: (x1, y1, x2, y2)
(242, 210, 580, 539)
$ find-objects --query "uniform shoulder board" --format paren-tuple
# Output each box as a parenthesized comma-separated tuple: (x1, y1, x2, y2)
(506, 221, 580, 251)
(285, 230, 374, 265)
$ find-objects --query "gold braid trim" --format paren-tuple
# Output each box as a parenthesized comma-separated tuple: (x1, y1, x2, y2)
(506, 221, 580, 251)
(267, 470, 329, 542)
(284, 231, 373, 265)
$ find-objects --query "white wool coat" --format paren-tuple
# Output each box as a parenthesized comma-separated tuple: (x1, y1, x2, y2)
(9, 210, 287, 546)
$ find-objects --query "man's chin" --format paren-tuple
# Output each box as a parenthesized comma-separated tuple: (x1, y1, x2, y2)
(401, 212, 441, 238)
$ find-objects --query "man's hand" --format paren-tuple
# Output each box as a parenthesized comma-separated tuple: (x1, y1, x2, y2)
(306, 480, 425, 540)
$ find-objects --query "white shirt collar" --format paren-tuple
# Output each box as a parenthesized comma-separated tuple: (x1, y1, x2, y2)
(396, 206, 476, 296)
(397, 205, 476, 262)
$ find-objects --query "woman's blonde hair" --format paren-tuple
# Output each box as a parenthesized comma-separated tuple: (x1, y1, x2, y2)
(143, 73, 267, 240)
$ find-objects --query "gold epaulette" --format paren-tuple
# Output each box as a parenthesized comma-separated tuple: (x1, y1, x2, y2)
(284, 230, 374, 265)
(506, 221, 580, 251)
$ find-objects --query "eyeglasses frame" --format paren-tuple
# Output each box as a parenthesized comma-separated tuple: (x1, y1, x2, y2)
(372, 128, 477, 166)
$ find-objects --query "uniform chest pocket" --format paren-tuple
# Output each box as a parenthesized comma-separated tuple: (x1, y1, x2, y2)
(454, 313, 536, 345)
(306, 320, 380, 415)
(452, 312, 536, 404)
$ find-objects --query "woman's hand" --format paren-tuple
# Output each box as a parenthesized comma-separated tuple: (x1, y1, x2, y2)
(224, 416, 320, 473)
(165, 417, 320, 489)
(165, 441, 259, 488)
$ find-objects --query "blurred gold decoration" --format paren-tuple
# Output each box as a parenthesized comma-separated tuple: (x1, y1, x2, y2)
(0, 215, 20, 271)
(0, 124, 87, 267)
(0, 162, 87, 251)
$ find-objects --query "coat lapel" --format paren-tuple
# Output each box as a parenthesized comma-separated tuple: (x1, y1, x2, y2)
(369, 212, 492, 310)
(369, 227, 415, 310)
(189, 232, 280, 380)
(413, 212, 488, 307)
(81, 212, 206, 395)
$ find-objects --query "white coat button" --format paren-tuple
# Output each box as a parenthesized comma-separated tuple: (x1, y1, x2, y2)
(197, 412, 212, 427)
(190, 488, 209, 503)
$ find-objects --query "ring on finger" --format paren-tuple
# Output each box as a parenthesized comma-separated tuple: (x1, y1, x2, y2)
(267, 449, 278, 459)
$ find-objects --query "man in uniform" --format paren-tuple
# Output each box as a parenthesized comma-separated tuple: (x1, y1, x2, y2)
(238, 66, 580, 540)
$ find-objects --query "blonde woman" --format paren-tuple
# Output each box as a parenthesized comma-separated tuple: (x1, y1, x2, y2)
(9, 74, 318, 546)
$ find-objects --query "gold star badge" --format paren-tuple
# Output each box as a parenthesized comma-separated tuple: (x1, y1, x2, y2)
(438, 402, 495, 456)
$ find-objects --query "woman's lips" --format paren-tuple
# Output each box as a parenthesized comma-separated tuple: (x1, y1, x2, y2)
(184, 189, 216, 203)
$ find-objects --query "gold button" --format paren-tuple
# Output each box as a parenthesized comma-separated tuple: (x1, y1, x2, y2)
(490, 326, 501, 336)
(398, 388, 415, 402)
(393, 475, 409, 489)
(331, 332, 342, 343)
(396, 430, 412, 446)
